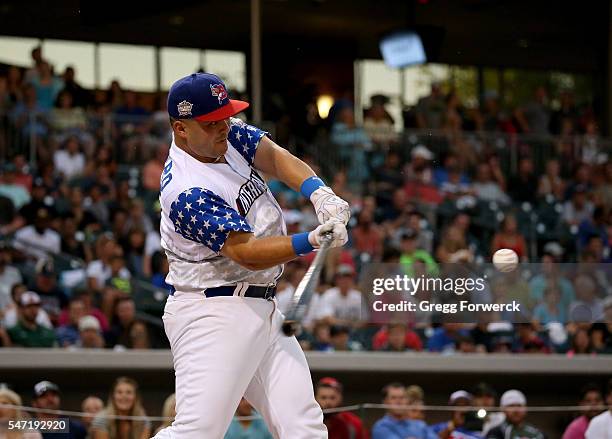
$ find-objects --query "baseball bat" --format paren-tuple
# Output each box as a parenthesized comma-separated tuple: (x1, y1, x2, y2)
(281, 233, 333, 336)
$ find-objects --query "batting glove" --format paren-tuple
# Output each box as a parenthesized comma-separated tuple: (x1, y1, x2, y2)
(310, 186, 351, 226)
(308, 220, 348, 249)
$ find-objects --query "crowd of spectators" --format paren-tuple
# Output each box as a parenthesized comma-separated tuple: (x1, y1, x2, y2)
(1, 377, 610, 438)
(0, 45, 610, 355)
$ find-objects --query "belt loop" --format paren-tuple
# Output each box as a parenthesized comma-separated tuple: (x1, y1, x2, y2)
(234, 282, 248, 297)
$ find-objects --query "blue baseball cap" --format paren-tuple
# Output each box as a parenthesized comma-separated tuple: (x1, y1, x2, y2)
(167, 73, 249, 122)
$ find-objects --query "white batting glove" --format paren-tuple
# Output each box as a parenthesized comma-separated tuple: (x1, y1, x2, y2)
(308, 220, 348, 249)
(310, 186, 351, 225)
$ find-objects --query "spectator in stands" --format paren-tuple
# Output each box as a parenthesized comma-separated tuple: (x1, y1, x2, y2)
(32, 259, 67, 320)
(142, 142, 167, 193)
(55, 297, 86, 347)
(224, 398, 272, 439)
(436, 225, 474, 264)
(566, 327, 594, 356)
(529, 251, 575, 313)
(126, 320, 150, 350)
(81, 396, 104, 435)
(472, 382, 505, 435)
(373, 151, 404, 208)
(311, 321, 333, 352)
(32, 380, 87, 439)
(562, 184, 593, 227)
(405, 385, 426, 421)
(562, 382, 604, 439)
(13, 207, 61, 262)
(57, 290, 108, 332)
(481, 90, 514, 133)
(569, 275, 604, 323)
(87, 236, 128, 297)
(0, 164, 31, 211)
(7, 292, 56, 348)
(371, 382, 436, 439)
(472, 162, 510, 206)
(61, 66, 90, 109)
(28, 61, 63, 111)
(154, 393, 176, 435)
(330, 104, 372, 191)
(106, 297, 136, 348)
(585, 378, 612, 438)
(430, 390, 483, 439)
(91, 376, 151, 439)
(314, 377, 368, 439)
(363, 93, 397, 149)
(328, 324, 362, 352)
(427, 323, 469, 353)
(74, 315, 105, 349)
(372, 323, 423, 352)
(0, 387, 42, 438)
(405, 146, 434, 186)
(532, 285, 567, 326)
(508, 157, 538, 204)
(491, 215, 528, 261)
(123, 228, 147, 278)
(351, 209, 383, 262)
(399, 229, 438, 277)
(486, 390, 545, 439)
(416, 82, 445, 130)
(514, 86, 551, 136)
(537, 159, 565, 200)
(9, 83, 48, 142)
(3, 284, 52, 331)
(60, 214, 92, 261)
(437, 158, 474, 202)
(53, 136, 86, 181)
(513, 322, 550, 354)
(0, 244, 23, 315)
(316, 264, 365, 328)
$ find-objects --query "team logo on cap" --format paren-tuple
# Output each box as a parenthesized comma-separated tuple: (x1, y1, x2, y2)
(177, 100, 193, 117)
(210, 84, 228, 104)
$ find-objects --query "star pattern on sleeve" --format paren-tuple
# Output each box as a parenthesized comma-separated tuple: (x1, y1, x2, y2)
(169, 187, 253, 252)
(228, 118, 268, 165)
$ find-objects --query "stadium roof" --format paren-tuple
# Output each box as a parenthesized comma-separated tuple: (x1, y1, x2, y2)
(0, 0, 607, 72)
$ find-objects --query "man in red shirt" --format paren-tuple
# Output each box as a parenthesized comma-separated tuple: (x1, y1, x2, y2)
(315, 377, 369, 439)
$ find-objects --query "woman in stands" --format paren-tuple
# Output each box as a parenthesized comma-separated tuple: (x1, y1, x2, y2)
(91, 377, 150, 439)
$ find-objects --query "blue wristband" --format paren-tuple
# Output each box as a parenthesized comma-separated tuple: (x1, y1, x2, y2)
(291, 232, 314, 256)
(300, 176, 325, 198)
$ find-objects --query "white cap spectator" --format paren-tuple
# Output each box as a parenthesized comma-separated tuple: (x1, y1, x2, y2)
(19, 291, 41, 307)
(78, 315, 101, 333)
(500, 389, 527, 407)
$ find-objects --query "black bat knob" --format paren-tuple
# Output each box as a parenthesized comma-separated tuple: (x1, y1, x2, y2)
(282, 320, 300, 337)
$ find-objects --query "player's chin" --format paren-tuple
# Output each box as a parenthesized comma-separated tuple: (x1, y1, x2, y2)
(212, 138, 227, 151)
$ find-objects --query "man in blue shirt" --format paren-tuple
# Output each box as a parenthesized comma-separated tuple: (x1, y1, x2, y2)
(224, 398, 273, 439)
(372, 382, 437, 439)
(427, 323, 470, 353)
(430, 390, 483, 439)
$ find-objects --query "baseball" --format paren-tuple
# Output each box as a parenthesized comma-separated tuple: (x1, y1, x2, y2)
(492, 248, 519, 272)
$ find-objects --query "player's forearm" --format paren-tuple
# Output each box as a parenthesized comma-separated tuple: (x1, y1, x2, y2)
(254, 137, 316, 192)
(268, 146, 316, 192)
(222, 234, 300, 270)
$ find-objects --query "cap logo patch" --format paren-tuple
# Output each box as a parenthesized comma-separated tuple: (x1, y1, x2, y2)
(177, 100, 193, 117)
(210, 83, 228, 104)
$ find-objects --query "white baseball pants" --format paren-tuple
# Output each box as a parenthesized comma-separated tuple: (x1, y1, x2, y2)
(151, 291, 327, 439)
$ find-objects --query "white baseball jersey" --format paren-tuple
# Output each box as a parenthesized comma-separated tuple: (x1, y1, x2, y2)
(159, 118, 286, 291)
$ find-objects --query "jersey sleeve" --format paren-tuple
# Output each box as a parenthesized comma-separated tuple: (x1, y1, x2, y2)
(228, 118, 268, 165)
(169, 187, 253, 253)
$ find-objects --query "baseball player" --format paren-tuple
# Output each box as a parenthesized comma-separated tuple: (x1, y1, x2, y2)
(152, 72, 351, 439)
